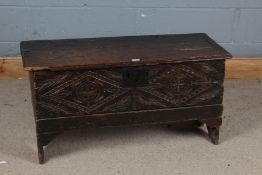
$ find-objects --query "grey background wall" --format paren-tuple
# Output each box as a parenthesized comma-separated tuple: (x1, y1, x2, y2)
(0, 0, 262, 57)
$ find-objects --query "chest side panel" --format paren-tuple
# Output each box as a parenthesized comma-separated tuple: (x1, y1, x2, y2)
(32, 60, 225, 119)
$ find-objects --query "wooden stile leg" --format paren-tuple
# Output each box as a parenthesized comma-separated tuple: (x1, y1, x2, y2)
(36, 132, 60, 164)
(37, 144, 44, 164)
(207, 126, 220, 145)
(167, 118, 221, 144)
(200, 118, 222, 145)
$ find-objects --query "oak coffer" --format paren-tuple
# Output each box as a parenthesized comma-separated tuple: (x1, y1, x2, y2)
(21, 33, 232, 164)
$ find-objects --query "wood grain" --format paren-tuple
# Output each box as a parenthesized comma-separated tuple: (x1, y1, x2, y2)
(20, 34, 231, 71)
(225, 58, 262, 79)
(36, 105, 223, 133)
(23, 34, 229, 163)
(0, 57, 262, 79)
(31, 60, 224, 120)
(0, 57, 27, 79)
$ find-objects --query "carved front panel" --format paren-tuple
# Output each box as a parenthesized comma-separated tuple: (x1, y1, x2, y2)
(33, 60, 225, 119)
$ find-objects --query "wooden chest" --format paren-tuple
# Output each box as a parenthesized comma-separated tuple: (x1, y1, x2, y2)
(21, 33, 232, 164)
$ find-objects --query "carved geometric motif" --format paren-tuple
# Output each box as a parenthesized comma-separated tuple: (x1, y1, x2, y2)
(33, 60, 224, 119)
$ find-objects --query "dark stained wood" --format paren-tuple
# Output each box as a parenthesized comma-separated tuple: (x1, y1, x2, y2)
(37, 105, 223, 133)
(21, 33, 232, 71)
(37, 132, 60, 164)
(201, 118, 222, 145)
(32, 60, 224, 120)
(21, 33, 231, 163)
(37, 145, 44, 164)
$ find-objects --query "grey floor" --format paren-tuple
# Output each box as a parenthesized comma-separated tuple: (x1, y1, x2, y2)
(0, 80, 261, 175)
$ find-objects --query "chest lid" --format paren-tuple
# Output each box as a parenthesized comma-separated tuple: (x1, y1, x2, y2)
(21, 33, 232, 71)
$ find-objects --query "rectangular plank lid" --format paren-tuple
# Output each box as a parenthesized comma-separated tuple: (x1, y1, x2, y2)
(21, 33, 232, 71)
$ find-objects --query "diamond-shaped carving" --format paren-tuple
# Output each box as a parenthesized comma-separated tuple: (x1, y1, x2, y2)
(34, 60, 224, 119)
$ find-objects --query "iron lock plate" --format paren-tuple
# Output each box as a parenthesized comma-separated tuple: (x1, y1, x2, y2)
(122, 69, 149, 87)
